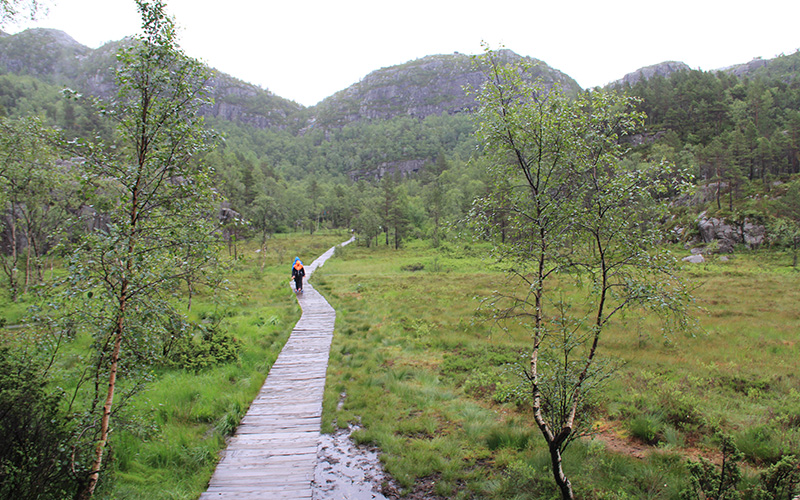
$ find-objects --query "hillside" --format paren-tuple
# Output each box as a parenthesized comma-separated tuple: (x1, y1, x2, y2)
(3, 27, 800, 192)
(0, 28, 303, 130)
(611, 61, 691, 87)
(308, 50, 580, 128)
(0, 28, 581, 132)
(4, 28, 800, 133)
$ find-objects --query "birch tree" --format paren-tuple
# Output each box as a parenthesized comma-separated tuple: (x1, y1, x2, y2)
(0, 117, 70, 300)
(66, 1, 222, 497)
(471, 48, 692, 499)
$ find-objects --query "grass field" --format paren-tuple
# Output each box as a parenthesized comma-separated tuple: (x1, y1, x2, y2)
(2, 233, 797, 499)
(313, 239, 800, 499)
(103, 232, 348, 499)
(0, 231, 347, 500)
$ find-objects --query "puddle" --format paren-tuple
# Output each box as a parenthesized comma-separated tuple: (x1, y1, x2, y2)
(312, 424, 391, 500)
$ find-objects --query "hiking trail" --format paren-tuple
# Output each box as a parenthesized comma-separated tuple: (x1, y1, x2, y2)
(200, 238, 357, 500)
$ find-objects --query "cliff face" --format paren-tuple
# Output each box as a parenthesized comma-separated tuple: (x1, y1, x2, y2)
(5, 28, 793, 136)
(0, 28, 303, 129)
(611, 61, 691, 87)
(1, 29, 583, 132)
(202, 75, 303, 130)
(310, 51, 581, 128)
(721, 58, 770, 78)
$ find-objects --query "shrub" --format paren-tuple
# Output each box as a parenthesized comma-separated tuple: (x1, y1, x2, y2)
(753, 454, 800, 500)
(504, 459, 554, 493)
(658, 387, 705, 431)
(0, 348, 78, 499)
(163, 322, 241, 371)
(680, 433, 743, 500)
(629, 413, 665, 445)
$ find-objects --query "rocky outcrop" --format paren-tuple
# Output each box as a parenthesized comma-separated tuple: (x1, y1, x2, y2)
(348, 159, 428, 182)
(0, 29, 303, 130)
(311, 50, 581, 128)
(722, 58, 769, 78)
(695, 211, 766, 253)
(202, 75, 302, 130)
(682, 254, 705, 264)
(612, 61, 691, 87)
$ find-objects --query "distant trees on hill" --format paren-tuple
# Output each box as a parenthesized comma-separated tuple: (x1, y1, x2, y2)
(624, 63, 800, 185)
(2, 42, 800, 258)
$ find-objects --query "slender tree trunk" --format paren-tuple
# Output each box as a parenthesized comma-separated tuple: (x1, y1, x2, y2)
(77, 161, 141, 497)
(549, 444, 574, 500)
(729, 179, 734, 211)
(76, 308, 125, 500)
(24, 241, 31, 294)
(8, 204, 19, 301)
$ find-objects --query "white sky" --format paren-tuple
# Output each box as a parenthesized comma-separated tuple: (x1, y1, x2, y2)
(8, 0, 800, 107)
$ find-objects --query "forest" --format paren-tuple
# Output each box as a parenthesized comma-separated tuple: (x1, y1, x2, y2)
(2, 1, 800, 498)
(3, 41, 800, 254)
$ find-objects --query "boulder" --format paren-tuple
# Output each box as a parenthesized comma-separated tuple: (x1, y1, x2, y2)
(695, 212, 765, 252)
(682, 254, 705, 264)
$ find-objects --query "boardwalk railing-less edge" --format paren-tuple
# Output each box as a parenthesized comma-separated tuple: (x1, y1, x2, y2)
(200, 238, 353, 500)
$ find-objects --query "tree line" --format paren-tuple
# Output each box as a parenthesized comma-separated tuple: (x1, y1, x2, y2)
(623, 61, 800, 197)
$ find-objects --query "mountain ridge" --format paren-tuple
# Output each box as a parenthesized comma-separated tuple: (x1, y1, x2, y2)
(308, 49, 581, 131)
(1, 27, 797, 134)
(0, 28, 608, 131)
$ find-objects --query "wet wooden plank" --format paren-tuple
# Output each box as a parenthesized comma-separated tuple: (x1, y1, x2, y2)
(199, 239, 353, 500)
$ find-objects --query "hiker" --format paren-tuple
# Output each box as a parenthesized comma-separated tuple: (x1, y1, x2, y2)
(291, 257, 305, 292)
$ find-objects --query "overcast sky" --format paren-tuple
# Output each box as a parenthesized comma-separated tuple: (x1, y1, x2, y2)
(9, 0, 800, 107)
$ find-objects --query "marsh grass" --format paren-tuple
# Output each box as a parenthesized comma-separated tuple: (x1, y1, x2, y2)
(4, 234, 796, 498)
(102, 232, 347, 498)
(0, 231, 347, 500)
(317, 240, 800, 498)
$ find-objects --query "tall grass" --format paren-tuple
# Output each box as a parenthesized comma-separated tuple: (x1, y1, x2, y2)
(6, 233, 795, 498)
(317, 239, 800, 498)
(104, 232, 348, 498)
(0, 231, 348, 500)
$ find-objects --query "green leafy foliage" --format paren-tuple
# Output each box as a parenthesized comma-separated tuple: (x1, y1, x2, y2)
(754, 455, 800, 500)
(0, 348, 77, 499)
(162, 322, 241, 371)
(471, 45, 694, 499)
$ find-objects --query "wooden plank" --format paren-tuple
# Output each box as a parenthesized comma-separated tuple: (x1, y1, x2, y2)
(200, 239, 354, 499)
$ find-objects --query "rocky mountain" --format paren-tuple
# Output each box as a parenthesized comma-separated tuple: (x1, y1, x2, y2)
(3, 28, 797, 135)
(611, 61, 691, 87)
(309, 50, 580, 129)
(721, 57, 770, 78)
(720, 50, 800, 81)
(610, 50, 800, 88)
(1, 29, 582, 133)
(0, 28, 91, 81)
(0, 28, 303, 129)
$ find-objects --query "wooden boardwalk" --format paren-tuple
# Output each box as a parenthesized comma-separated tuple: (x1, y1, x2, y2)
(200, 239, 352, 500)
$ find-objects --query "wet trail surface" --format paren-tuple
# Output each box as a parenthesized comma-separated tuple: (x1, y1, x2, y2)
(313, 425, 391, 500)
(201, 238, 392, 499)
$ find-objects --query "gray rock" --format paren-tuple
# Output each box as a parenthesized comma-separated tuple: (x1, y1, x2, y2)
(612, 61, 691, 87)
(695, 212, 765, 252)
(682, 254, 705, 264)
